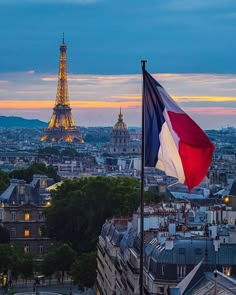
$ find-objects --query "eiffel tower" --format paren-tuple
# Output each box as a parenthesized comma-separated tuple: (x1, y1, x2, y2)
(41, 36, 83, 143)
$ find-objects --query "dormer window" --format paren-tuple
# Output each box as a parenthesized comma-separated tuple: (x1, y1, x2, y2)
(40, 179, 47, 189)
(19, 185, 25, 195)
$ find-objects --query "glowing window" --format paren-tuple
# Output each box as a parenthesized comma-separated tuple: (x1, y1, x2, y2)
(24, 228, 30, 237)
(223, 265, 231, 276)
(38, 227, 42, 237)
(24, 212, 30, 221)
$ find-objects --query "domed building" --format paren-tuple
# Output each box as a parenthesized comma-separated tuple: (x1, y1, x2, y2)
(110, 109, 141, 155)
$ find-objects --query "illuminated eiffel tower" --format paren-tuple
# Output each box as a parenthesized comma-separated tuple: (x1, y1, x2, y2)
(41, 36, 83, 143)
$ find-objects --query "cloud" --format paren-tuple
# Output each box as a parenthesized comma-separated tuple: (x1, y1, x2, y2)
(1, 71, 236, 129)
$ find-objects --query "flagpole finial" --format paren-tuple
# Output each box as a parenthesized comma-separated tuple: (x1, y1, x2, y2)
(141, 60, 147, 70)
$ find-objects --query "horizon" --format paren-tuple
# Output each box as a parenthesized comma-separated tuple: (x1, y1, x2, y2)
(0, 1, 236, 129)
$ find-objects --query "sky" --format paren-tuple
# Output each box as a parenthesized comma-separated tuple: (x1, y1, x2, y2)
(0, 0, 236, 129)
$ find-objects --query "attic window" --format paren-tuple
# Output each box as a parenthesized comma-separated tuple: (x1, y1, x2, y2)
(195, 248, 202, 255)
(179, 248, 185, 254)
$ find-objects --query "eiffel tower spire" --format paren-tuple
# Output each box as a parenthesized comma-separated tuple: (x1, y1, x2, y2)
(41, 36, 83, 143)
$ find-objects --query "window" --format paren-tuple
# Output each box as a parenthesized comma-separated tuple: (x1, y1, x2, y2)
(24, 212, 30, 221)
(24, 245, 29, 253)
(10, 227, 16, 238)
(40, 179, 47, 189)
(223, 266, 231, 276)
(179, 248, 185, 254)
(11, 212, 16, 221)
(38, 227, 42, 237)
(195, 248, 202, 255)
(39, 212, 43, 220)
(177, 265, 186, 279)
(38, 245, 44, 254)
(161, 264, 165, 275)
(19, 185, 25, 195)
(24, 228, 30, 237)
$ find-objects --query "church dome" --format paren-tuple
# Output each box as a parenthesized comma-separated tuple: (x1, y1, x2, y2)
(113, 109, 128, 130)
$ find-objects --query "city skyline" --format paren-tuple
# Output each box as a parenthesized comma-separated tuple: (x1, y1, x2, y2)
(0, 0, 236, 129)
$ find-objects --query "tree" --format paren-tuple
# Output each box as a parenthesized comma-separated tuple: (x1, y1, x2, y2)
(38, 147, 60, 156)
(42, 244, 75, 283)
(44, 176, 140, 253)
(0, 244, 14, 273)
(9, 162, 60, 183)
(71, 252, 96, 289)
(0, 170, 10, 193)
(0, 225, 10, 244)
(17, 253, 34, 285)
(41, 251, 56, 283)
(61, 147, 79, 158)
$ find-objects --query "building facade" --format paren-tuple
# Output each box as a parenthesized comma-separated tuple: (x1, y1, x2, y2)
(110, 109, 141, 155)
(0, 203, 51, 256)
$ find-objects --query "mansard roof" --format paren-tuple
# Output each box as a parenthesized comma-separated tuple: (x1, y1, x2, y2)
(145, 238, 236, 274)
(0, 174, 55, 204)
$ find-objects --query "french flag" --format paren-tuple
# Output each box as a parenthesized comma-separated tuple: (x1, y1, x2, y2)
(143, 69, 215, 191)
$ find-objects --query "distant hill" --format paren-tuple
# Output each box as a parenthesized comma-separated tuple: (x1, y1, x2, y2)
(0, 116, 47, 129)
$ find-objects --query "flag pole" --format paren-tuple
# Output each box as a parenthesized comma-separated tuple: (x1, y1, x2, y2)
(140, 60, 147, 295)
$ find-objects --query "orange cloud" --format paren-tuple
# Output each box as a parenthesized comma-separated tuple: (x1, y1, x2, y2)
(0, 100, 141, 109)
(173, 95, 236, 102)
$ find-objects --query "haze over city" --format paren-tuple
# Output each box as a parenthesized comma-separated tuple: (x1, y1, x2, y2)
(0, 0, 236, 129)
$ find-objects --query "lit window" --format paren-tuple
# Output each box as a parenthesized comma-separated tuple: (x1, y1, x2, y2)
(24, 228, 30, 237)
(24, 212, 30, 221)
(38, 227, 42, 237)
(223, 266, 231, 276)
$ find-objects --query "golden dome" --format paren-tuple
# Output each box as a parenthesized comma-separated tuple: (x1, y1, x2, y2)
(113, 109, 128, 130)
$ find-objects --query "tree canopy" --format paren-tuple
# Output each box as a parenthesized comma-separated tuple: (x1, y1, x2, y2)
(71, 252, 96, 289)
(0, 170, 10, 193)
(44, 176, 140, 253)
(0, 225, 10, 244)
(9, 162, 60, 183)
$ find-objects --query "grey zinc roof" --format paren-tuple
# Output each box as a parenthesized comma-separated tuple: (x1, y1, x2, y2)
(149, 239, 214, 265)
(146, 238, 236, 269)
(0, 181, 17, 201)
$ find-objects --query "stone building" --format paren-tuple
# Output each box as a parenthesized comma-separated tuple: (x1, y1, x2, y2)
(110, 109, 141, 155)
(97, 208, 236, 295)
(0, 203, 51, 256)
(0, 174, 54, 255)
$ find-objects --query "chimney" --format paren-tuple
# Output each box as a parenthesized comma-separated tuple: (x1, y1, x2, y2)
(127, 218, 132, 231)
(213, 234, 220, 252)
(165, 236, 174, 250)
